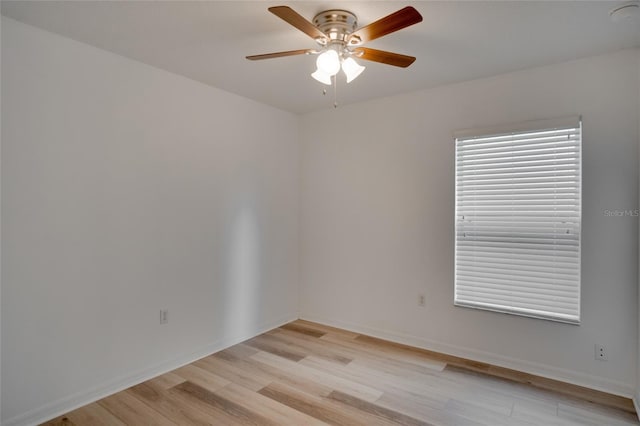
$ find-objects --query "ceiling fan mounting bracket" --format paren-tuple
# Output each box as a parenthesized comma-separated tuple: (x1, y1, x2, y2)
(312, 10, 357, 43)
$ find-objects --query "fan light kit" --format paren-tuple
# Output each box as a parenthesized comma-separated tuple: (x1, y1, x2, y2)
(309, 10, 364, 85)
(247, 6, 423, 106)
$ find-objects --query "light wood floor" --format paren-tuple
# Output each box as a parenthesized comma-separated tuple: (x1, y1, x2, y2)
(43, 320, 639, 426)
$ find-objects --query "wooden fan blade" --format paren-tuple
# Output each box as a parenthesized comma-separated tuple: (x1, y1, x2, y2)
(246, 49, 314, 60)
(268, 6, 327, 42)
(353, 47, 416, 68)
(348, 6, 422, 45)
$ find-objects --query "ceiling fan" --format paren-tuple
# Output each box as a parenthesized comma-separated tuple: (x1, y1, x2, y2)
(246, 6, 423, 86)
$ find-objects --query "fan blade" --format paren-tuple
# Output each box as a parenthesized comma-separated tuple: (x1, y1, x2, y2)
(348, 6, 422, 45)
(246, 49, 314, 60)
(353, 47, 416, 68)
(269, 6, 327, 42)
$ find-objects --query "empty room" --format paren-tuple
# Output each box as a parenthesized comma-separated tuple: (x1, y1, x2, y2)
(1, 1, 640, 425)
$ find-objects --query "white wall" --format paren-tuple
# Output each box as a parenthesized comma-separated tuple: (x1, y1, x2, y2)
(300, 49, 639, 397)
(2, 13, 639, 426)
(1, 17, 299, 425)
(637, 49, 640, 412)
(0, 14, 3, 424)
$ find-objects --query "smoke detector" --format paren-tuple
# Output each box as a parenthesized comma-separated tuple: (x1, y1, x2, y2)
(609, 1, 640, 22)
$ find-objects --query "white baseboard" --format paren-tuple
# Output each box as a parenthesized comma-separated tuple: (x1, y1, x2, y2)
(2, 313, 297, 426)
(634, 393, 640, 421)
(300, 313, 635, 399)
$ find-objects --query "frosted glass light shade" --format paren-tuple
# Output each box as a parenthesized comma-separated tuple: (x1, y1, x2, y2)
(311, 69, 332, 85)
(316, 50, 340, 76)
(341, 57, 365, 83)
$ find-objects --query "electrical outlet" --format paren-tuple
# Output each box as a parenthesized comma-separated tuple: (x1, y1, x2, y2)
(418, 294, 426, 307)
(160, 309, 169, 325)
(594, 344, 607, 361)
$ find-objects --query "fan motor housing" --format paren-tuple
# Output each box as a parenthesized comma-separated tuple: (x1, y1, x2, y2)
(313, 10, 357, 42)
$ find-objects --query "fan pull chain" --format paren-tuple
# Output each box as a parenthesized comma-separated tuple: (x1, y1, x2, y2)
(320, 77, 338, 108)
(333, 74, 338, 108)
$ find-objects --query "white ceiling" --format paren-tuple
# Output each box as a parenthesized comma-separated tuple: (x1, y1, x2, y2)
(2, 1, 639, 114)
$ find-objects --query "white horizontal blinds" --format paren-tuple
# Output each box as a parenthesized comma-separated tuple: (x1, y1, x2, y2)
(454, 119, 581, 324)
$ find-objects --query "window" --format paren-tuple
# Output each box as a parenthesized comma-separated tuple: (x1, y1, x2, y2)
(454, 117, 582, 324)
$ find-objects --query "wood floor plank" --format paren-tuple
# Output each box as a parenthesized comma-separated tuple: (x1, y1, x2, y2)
(240, 352, 336, 398)
(349, 334, 451, 372)
(165, 385, 247, 426)
(441, 365, 566, 413)
(300, 355, 450, 407)
(64, 403, 126, 426)
(212, 343, 259, 361)
(258, 381, 398, 426)
(327, 390, 432, 426)
(173, 381, 275, 425)
(511, 399, 585, 426)
(98, 390, 176, 425)
(42, 402, 129, 426)
(215, 382, 328, 426)
(259, 382, 362, 426)
(558, 400, 640, 426)
(443, 399, 533, 426)
(128, 383, 216, 426)
(293, 319, 360, 339)
(40, 320, 639, 426)
(147, 372, 187, 391)
(275, 327, 447, 390)
(243, 334, 308, 362)
(268, 328, 360, 363)
(195, 353, 273, 391)
(208, 345, 335, 398)
(356, 370, 449, 410)
(40, 416, 75, 426)
(375, 391, 458, 426)
(353, 332, 635, 414)
(251, 350, 384, 402)
(320, 332, 446, 373)
(540, 378, 636, 414)
(257, 331, 353, 365)
(280, 322, 327, 338)
(173, 364, 229, 393)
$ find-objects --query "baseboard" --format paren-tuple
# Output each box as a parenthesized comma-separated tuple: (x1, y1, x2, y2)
(300, 313, 635, 399)
(2, 313, 297, 426)
(634, 393, 640, 421)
